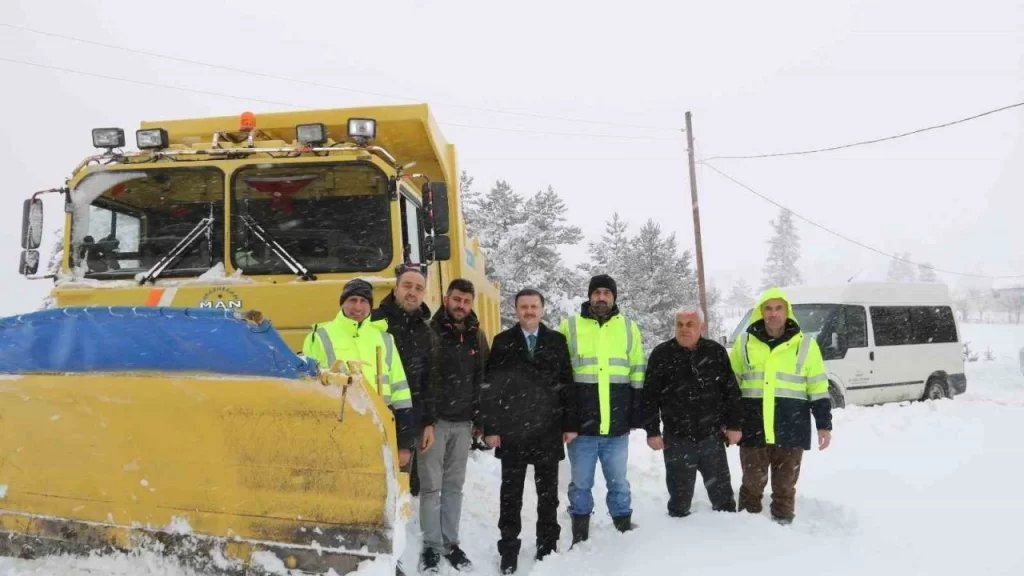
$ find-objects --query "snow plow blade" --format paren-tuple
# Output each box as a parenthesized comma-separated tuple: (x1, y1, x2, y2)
(0, 307, 409, 575)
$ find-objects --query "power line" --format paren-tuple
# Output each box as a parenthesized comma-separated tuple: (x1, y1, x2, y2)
(700, 161, 1024, 280)
(0, 22, 681, 133)
(703, 101, 1024, 161)
(0, 56, 680, 142)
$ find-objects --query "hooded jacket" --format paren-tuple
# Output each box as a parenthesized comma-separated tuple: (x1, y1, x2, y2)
(728, 288, 832, 450)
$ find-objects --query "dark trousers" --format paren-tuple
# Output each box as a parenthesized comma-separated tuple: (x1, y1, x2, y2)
(738, 446, 803, 520)
(498, 460, 560, 558)
(663, 434, 736, 516)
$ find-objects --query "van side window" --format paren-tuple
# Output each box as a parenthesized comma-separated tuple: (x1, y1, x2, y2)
(842, 305, 868, 348)
(870, 306, 913, 346)
(870, 305, 957, 346)
(910, 306, 958, 344)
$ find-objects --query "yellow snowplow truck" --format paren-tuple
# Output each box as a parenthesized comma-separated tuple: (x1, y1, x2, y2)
(1, 104, 500, 574)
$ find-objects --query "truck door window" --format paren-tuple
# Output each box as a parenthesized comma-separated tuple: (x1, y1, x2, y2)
(400, 193, 424, 263)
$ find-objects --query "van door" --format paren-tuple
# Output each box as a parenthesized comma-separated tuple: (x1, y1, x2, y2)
(868, 306, 925, 403)
(823, 304, 877, 406)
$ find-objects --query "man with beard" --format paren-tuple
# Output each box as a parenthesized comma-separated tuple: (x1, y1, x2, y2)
(558, 274, 645, 543)
(480, 288, 576, 574)
(418, 278, 489, 574)
(371, 263, 442, 497)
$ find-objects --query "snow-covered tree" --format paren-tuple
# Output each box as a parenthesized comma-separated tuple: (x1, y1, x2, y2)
(917, 262, 939, 283)
(760, 208, 802, 290)
(584, 215, 706, 355)
(460, 175, 584, 328)
(887, 252, 917, 282)
(726, 278, 755, 309)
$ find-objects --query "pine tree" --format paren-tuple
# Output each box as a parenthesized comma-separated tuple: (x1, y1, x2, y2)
(917, 262, 939, 283)
(460, 175, 585, 328)
(886, 252, 917, 282)
(726, 278, 755, 309)
(760, 208, 803, 290)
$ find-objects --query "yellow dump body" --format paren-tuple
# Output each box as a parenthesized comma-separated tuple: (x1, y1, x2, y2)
(5, 103, 502, 573)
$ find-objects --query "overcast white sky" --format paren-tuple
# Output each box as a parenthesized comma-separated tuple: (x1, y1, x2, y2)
(1, 0, 1021, 317)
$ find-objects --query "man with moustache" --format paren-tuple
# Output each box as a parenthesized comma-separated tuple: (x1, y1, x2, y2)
(729, 288, 833, 525)
(643, 305, 743, 518)
(418, 278, 489, 574)
(370, 263, 443, 496)
(558, 274, 645, 542)
(480, 288, 575, 574)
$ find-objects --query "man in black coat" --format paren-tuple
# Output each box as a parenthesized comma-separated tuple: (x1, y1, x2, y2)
(480, 288, 576, 575)
(642, 305, 744, 517)
(370, 263, 442, 496)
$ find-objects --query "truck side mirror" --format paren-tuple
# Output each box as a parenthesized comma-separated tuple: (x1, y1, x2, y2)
(423, 182, 449, 235)
(22, 198, 43, 250)
(19, 250, 39, 276)
(427, 235, 451, 261)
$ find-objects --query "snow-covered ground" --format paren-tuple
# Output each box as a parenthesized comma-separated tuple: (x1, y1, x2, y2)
(3, 323, 1023, 575)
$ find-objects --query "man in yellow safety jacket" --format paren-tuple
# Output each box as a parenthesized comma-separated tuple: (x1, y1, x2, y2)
(302, 278, 415, 468)
(558, 274, 645, 543)
(729, 287, 833, 525)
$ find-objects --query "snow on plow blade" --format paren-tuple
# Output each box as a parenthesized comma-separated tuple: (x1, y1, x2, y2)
(0, 307, 408, 574)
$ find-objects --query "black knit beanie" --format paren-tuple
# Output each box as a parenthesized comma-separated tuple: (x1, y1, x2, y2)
(340, 278, 374, 307)
(588, 274, 617, 301)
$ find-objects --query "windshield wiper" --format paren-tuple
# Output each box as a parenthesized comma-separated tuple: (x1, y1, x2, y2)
(239, 215, 316, 281)
(137, 217, 213, 285)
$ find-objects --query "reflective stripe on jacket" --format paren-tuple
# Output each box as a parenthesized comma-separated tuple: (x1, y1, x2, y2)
(558, 306, 644, 436)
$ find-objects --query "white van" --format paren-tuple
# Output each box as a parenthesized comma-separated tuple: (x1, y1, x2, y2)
(725, 282, 967, 409)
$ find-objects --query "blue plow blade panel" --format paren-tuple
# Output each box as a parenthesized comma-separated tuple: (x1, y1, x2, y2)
(0, 306, 319, 379)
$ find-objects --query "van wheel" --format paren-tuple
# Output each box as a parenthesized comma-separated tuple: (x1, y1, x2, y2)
(922, 376, 950, 401)
(829, 383, 845, 410)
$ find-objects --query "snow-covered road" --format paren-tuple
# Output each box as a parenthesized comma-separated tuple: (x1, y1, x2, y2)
(3, 323, 1023, 575)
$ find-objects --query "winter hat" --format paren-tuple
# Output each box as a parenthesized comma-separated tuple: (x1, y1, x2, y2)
(340, 278, 374, 307)
(588, 274, 617, 301)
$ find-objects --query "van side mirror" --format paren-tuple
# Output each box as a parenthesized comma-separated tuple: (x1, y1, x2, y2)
(19, 250, 39, 276)
(22, 198, 43, 250)
(427, 235, 451, 261)
(830, 332, 839, 349)
(423, 182, 449, 235)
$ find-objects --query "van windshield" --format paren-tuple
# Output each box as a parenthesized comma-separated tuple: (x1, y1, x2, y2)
(727, 303, 839, 342)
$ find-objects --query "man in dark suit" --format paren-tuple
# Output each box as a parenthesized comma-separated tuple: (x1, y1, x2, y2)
(480, 288, 577, 574)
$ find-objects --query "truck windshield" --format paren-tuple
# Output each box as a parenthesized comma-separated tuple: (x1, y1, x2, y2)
(230, 163, 392, 275)
(70, 168, 224, 280)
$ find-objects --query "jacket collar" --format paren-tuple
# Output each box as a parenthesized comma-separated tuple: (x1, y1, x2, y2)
(580, 301, 621, 324)
(333, 310, 386, 337)
(431, 305, 480, 334)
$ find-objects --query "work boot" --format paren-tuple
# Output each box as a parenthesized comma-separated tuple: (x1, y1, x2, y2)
(500, 553, 518, 574)
(418, 549, 440, 574)
(570, 514, 590, 546)
(612, 514, 636, 533)
(535, 542, 556, 561)
(444, 545, 473, 571)
(772, 515, 794, 526)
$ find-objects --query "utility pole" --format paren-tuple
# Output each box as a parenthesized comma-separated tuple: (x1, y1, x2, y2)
(685, 111, 709, 335)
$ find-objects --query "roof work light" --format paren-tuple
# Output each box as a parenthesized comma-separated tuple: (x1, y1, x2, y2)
(348, 118, 376, 141)
(296, 123, 328, 146)
(136, 128, 169, 150)
(92, 128, 125, 149)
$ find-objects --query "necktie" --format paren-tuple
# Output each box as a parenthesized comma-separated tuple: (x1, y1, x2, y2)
(527, 334, 537, 355)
